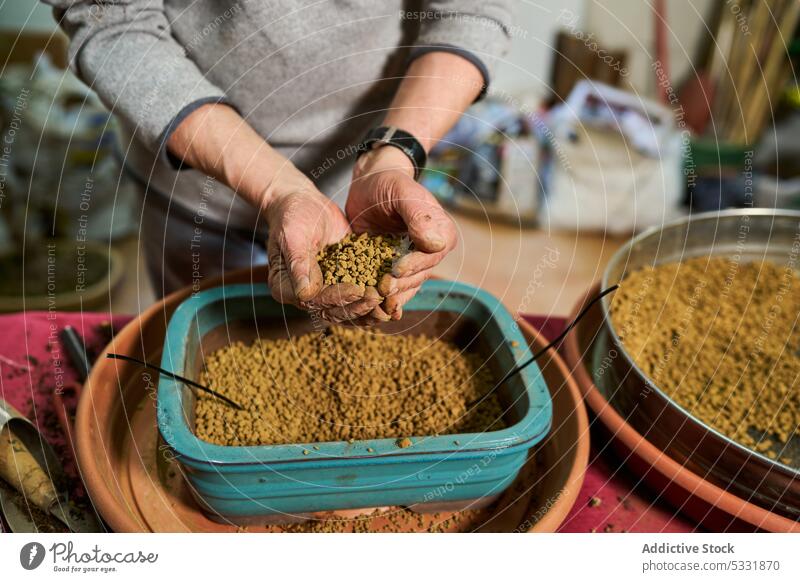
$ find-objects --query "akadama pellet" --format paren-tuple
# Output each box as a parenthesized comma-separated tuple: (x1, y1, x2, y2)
(195, 326, 506, 446)
(317, 233, 404, 287)
(610, 257, 800, 461)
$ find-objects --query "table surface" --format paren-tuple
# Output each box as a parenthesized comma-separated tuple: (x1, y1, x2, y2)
(0, 311, 695, 533)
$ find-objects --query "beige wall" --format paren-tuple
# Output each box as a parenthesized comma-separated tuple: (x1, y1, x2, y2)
(583, 0, 716, 98)
(492, 0, 585, 95)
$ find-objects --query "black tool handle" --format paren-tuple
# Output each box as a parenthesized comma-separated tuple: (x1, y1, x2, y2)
(59, 326, 91, 382)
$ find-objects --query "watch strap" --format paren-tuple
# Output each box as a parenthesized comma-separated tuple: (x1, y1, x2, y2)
(357, 126, 427, 180)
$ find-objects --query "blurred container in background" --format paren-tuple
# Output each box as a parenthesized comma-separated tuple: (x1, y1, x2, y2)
(0, 53, 138, 246)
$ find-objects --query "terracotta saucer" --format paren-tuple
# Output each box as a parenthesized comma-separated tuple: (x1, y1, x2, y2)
(75, 268, 589, 532)
(562, 284, 800, 533)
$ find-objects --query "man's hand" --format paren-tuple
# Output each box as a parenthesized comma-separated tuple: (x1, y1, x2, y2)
(265, 187, 383, 321)
(346, 146, 457, 321)
(167, 104, 381, 322)
(343, 50, 485, 322)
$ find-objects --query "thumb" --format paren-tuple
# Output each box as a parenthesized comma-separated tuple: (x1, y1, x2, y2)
(394, 183, 455, 254)
(280, 228, 322, 302)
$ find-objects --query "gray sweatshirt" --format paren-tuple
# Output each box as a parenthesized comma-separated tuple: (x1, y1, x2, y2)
(46, 0, 512, 230)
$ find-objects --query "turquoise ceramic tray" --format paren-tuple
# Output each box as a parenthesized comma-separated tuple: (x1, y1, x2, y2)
(157, 280, 552, 522)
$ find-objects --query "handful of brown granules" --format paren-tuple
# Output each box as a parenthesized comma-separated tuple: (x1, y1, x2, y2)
(610, 257, 800, 464)
(194, 326, 506, 447)
(316, 233, 406, 287)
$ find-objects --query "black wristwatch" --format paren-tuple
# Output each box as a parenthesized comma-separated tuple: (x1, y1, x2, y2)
(357, 126, 427, 180)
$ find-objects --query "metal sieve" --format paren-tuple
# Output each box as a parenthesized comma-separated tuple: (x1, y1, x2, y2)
(598, 208, 800, 519)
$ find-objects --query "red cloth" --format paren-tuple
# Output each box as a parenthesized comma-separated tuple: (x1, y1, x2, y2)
(526, 316, 695, 533)
(0, 311, 694, 533)
(0, 311, 124, 512)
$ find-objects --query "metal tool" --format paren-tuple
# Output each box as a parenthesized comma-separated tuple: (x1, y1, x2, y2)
(0, 398, 102, 533)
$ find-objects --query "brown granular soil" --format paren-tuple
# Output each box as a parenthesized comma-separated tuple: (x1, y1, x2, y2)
(272, 506, 487, 533)
(317, 233, 405, 287)
(195, 326, 506, 446)
(610, 257, 800, 460)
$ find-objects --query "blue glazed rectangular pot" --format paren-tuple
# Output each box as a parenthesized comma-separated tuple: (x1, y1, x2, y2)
(157, 280, 552, 522)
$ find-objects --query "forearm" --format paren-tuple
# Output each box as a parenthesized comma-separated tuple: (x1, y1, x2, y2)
(381, 51, 484, 153)
(353, 51, 484, 179)
(380, 0, 511, 157)
(166, 103, 314, 211)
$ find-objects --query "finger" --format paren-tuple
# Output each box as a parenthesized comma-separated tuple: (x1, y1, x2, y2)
(392, 250, 447, 278)
(321, 287, 380, 321)
(361, 285, 382, 302)
(379, 270, 430, 297)
(321, 289, 382, 322)
(377, 273, 398, 296)
(361, 303, 393, 324)
(383, 287, 420, 321)
(269, 268, 299, 305)
(302, 262, 325, 302)
(305, 283, 365, 309)
(267, 230, 323, 304)
(284, 250, 321, 303)
(340, 300, 393, 326)
(267, 237, 300, 305)
(280, 228, 324, 303)
(394, 183, 457, 254)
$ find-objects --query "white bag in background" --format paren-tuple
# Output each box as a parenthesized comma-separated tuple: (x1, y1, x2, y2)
(541, 81, 684, 234)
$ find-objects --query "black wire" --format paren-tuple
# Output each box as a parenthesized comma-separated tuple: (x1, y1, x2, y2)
(495, 284, 620, 387)
(106, 353, 245, 410)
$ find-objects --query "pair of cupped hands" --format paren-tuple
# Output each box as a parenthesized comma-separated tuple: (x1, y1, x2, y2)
(265, 146, 456, 324)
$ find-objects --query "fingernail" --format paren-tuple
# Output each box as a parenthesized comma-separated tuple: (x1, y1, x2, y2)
(296, 276, 310, 296)
(426, 234, 445, 251)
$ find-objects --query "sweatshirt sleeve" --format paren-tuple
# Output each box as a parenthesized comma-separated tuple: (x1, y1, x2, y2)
(408, 0, 513, 98)
(44, 0, 233, 163)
